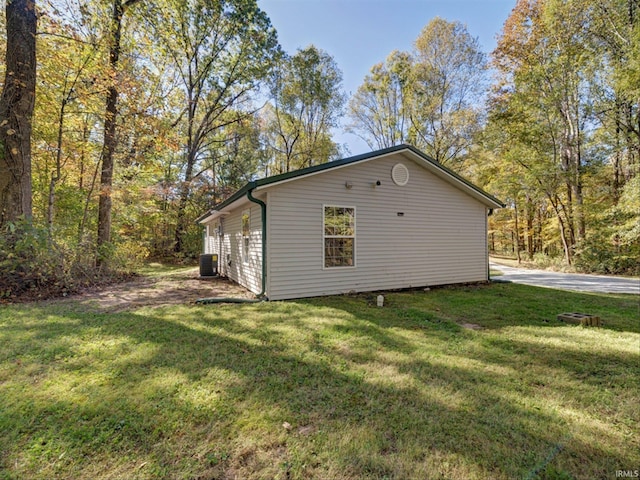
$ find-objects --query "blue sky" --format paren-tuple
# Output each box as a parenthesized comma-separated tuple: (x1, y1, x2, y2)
(258, 0, 516, 155)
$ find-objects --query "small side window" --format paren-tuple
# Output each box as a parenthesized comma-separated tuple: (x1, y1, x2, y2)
(323, 206, 355, 268)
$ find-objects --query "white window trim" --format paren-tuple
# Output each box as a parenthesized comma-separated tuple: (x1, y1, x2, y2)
(242, 209, 250, 264)
(322, 204, 356, 270)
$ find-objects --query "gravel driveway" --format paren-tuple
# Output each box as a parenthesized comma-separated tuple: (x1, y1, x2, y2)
(490, 263, 640, 295)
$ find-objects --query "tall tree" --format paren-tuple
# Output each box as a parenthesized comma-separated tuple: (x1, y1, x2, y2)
(411, 17, 487, 165)
(37, 36, 98, 237)
(265, 45, 346, 173)
(145, 0, 279, 253)
(347, 50, 412, 150)
(0, 0, 37, 226)
(588, 0, 639, 198)
(492, 0, 591, 263)
(96, 0, 142, 261)
(347, 18, 487, 165)
(31, 0, 119, 248)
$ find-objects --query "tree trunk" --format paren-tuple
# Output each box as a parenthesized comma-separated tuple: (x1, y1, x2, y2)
(77, 116, 94, 244)
(513, 202, 521, 264)
(571, 116, 585, 242)
(0, 0, 37, 227)
(173, 80, 197, 255)
(535, 207, 543, 254)
(173, 150, 195, 254)
(549, 194, 572, 265)
(525, 196, 534, 260)
(614, 106, 622, 202)
(47, 97, 66, 236)
(97, 0, 124, 262)
(625, 101, 639, 179)
(574, 169, 585, 241)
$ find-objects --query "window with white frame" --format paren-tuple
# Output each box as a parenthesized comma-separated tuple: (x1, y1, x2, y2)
(323, 206, 355, 268)
(242, 209, 250, 264)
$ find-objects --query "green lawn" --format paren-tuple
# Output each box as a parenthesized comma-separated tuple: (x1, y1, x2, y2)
(0, 283, 638, 479)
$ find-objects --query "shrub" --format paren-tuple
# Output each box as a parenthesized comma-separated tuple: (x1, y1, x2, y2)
(0, 220, 139, 301)
(0, 220, 72, 299)
(531, 252, 569, 271)
(574, 235, 640, 276)
(110, 239, 150, 273)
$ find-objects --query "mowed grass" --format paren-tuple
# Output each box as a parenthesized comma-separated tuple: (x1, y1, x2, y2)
(0, 283, 638, 480)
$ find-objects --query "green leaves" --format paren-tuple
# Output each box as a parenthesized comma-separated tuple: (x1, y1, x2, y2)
(347, 18, 487, 164)
(347, 50, 413, 150)
(481, 0, 639, 272)
(263, 45, 346, 173)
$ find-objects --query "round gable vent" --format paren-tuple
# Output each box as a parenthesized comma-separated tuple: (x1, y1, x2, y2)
(391, 163, 409, 186)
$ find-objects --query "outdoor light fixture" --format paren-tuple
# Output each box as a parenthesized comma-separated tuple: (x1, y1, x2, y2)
(345, 181, 353, 189)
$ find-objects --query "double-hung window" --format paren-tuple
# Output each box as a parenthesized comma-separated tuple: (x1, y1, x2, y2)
(242, 210, 250, 264)
(324, 206, 355, 268)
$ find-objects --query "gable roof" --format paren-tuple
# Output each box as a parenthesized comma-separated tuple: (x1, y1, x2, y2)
(197, 144, 504, 223)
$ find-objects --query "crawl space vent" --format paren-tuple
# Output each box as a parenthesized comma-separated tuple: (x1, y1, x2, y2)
(391, 163, 409, 186)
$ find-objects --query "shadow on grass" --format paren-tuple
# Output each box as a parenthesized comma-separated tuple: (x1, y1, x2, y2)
(1, 284, 638, 479)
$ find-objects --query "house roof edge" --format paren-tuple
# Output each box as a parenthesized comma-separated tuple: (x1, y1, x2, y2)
(201, 145, 504, 218)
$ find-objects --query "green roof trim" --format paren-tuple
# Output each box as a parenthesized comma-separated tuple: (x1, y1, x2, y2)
(196, 144, 504, 223)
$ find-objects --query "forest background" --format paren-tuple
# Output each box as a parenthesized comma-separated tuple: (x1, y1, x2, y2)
(0, 0, 638, 299)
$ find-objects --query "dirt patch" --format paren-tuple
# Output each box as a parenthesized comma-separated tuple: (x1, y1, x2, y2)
(59, 268, 255, 312)
(460, 322, 483, 330)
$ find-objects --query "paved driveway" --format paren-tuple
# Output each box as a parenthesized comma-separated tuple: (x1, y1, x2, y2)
(490, 263, 640, 295)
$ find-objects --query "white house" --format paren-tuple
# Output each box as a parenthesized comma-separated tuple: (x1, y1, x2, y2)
(197, 145, 504, 301)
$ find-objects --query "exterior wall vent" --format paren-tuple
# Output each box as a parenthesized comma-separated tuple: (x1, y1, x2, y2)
(391, 163, 409, 186)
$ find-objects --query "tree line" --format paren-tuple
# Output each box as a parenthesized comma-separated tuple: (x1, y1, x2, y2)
(484, 0, 638, 273)
(0, 0, 638, 298)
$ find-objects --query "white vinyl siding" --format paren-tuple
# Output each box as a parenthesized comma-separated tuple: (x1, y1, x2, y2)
(210, 201, 263, 294)
(265, 152, 488, 300)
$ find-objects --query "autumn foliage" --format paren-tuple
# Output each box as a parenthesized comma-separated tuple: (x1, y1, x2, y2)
(0, 0, 638, 301)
